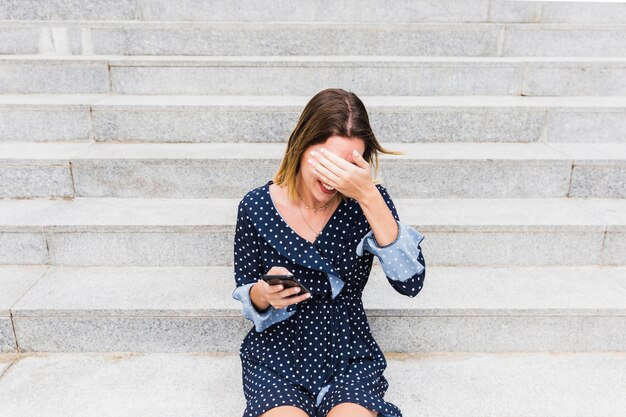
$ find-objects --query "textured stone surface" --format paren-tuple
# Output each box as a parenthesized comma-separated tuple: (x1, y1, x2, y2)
(10, 141, 626, 198)
(1, 351, 626, 417)
(547, 143, 626, 197)
(0, 58, 109, 94)
(0, 266, 46, 316)
(6, 264, 626, 352)
(0, 0, 491, 22)
(109, 57, 523, 96)
(0, 0, 138, 20)
(46, 229, 232, 267)
(0, 266, 46, 352)
(0, 233, 48, 265)
(0, 319, 15, 352)
(3, 0, 625, 23)
(524, 61, 626, 96)
(90, 23, 501, 56)
(1, 196, 622, 267)
(5, 21, 626, 57)
(491, 1, 626, 24)
(0, 352, 241, 416)
(547, 107, 626, 143)
(575, 199, 626, 266)
(0, 97, 94, 141)
(503, 25, 626, 56)
(3, 94, 625, 143)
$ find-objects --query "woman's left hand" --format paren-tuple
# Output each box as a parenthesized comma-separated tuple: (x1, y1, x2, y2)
(309, 148, 377, 202)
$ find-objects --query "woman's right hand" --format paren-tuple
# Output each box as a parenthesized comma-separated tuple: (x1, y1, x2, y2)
(259, 266, 312, 309)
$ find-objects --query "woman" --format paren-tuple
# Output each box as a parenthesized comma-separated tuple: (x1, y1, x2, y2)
(232, 88, 426, 417)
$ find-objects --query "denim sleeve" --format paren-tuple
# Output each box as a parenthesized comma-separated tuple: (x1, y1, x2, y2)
(231, 199, 296, 332)
(355, 185, 427, 297)
(232, 282, 296, 333)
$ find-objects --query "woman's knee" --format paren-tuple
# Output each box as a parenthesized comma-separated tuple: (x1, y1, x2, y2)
(259, 405, 310, 417)
(327, 402, 378, 417)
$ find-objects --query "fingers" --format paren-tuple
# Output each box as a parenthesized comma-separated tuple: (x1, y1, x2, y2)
(352, 150, 370, 169)
(266, 282, 284, 293)
(312, 168, 336, 189)
(316, 148, 354, 170)
(308, 155, 340, 185)
(266, 266, 291, 275)
(268, 285, 311, 308)
(310, 150, 346, 180)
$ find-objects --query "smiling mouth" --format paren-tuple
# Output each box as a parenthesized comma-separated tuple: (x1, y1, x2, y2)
(321, 181, 335, 191)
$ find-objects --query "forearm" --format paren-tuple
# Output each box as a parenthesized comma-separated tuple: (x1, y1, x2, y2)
(357, 186, 399, 247)
(250, 281, 271, 312)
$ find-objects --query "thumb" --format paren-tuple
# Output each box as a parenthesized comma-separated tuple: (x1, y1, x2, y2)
(353, 150, 369, 168)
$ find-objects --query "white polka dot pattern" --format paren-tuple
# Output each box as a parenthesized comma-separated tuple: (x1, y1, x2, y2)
(231, 180, 426, 417)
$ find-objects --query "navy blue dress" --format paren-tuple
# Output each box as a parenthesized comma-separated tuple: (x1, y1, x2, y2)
(232, 180, 426, 417)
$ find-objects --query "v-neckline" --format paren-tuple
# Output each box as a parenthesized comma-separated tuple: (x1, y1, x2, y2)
(266, 180, 344, 247)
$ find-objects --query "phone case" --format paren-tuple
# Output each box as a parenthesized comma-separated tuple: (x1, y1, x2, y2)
(261, 274, 311, 294)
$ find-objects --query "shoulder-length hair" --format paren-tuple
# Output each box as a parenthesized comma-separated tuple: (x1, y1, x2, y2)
(273, 88, 403, 204)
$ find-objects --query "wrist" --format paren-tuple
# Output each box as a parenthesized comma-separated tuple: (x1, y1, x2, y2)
(357, 184, 381, 208)
(251, 281, 270, 312)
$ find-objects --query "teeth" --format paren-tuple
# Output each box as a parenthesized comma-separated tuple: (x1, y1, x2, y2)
(321, 182, 335, 191)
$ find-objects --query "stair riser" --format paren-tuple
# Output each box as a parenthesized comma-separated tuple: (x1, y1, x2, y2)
(2, 159, 624, 198)
(4, 104, 626, 144)
(2, 59, 625, 96)
(3, 24, 626, 57)
(6, 315, 626, 353)
(0, 319, 13, 352)
(1, 0, 625, 23)
(0, 228, 621, 267)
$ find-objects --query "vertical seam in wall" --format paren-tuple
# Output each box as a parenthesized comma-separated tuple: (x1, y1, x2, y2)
(599, 229, 607, 264)
(543, 143, 575, 197)
(87, 103, 96, 142)
(68, 161, 77, 197)
(520, 62, 529, 96)
(137, 0, 148, 20)
(566, 160, 575, 198)
(539, 109, 550, 143)
(8, 266, 52, 354)
(497, 24, 506, 57)
(106, 61, 113, 93)
(9, 310, 20, 353)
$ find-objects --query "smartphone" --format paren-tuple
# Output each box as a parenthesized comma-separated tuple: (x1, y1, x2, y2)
(261, 273, 311, 295)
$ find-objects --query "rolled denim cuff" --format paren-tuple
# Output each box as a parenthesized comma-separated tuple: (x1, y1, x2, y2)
(316, 381, 335, 407)
(232, 282, 296, 332)
(356, 220, 426, 282)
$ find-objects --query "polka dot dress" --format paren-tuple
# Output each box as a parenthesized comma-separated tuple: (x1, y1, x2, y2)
(232, 180, 427, 417)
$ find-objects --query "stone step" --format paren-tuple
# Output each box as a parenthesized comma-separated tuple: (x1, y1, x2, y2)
(2, 351, 626, 417)
(2, 264, 626, 353)
(0, 196, 623, 267)
(2, 94, 626, 144)
(1, 141, 625, 198)
(2, 55, 625, 96)
(2, 351, 625, 417)
(1, 0, 625, 24)
(3, 21, 626, 57)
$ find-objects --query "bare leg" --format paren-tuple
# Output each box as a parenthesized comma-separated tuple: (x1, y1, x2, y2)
(259, 405, 311, 417)
(327, 402, 378, 417)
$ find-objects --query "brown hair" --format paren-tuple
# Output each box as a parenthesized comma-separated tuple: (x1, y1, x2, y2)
(273, 88, 404, 203)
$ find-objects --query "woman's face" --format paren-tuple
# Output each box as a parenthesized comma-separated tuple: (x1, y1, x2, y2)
(297, 135, 366, 205)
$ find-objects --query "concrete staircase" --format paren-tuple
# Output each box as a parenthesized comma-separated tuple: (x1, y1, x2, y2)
(1, 1, 625, 416)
